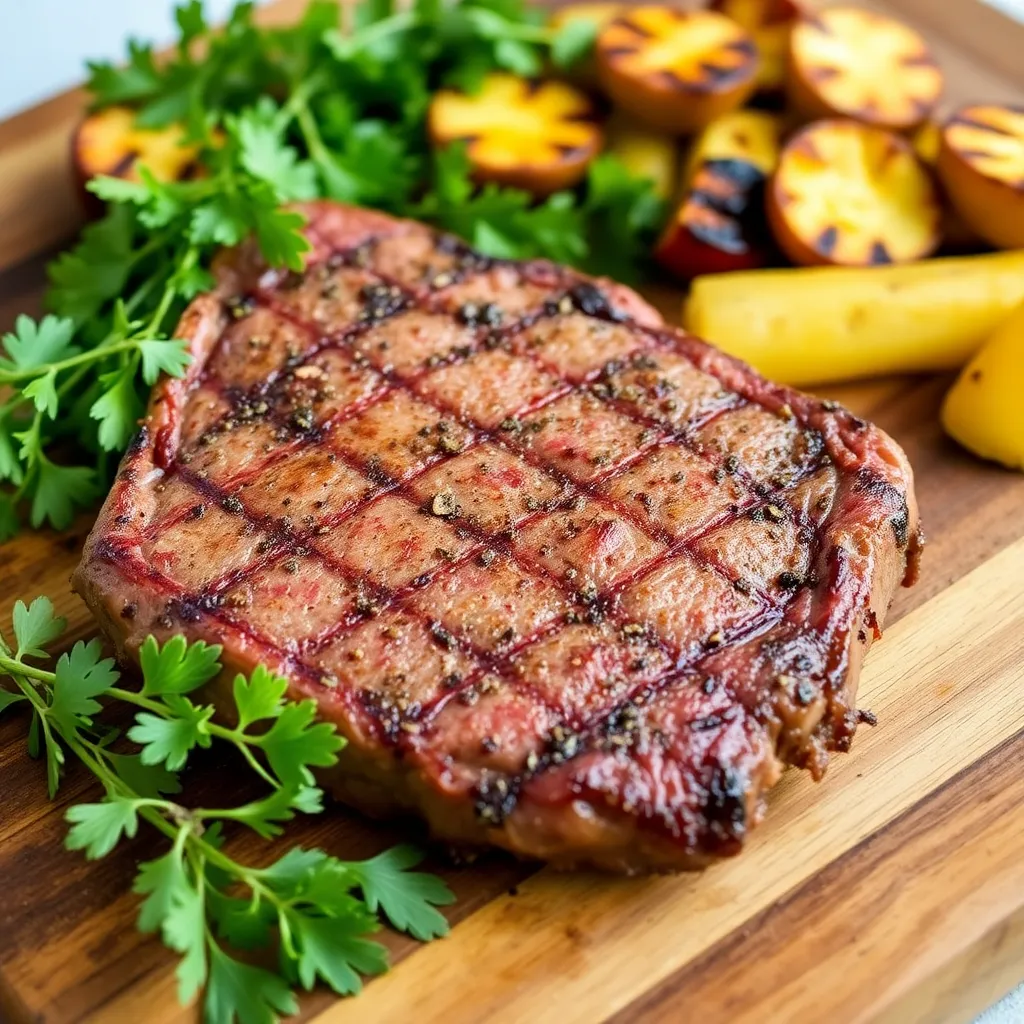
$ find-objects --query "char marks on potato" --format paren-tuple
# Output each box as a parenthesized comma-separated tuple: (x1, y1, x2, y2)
(74, 202, 921, 873)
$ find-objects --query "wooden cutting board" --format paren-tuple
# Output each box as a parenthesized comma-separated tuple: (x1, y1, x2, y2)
(2, 2, 1024, 1023)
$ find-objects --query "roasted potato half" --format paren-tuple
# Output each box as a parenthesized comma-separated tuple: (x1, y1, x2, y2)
(656, 110, 781, 279)
(595, 8, 759, 134)
(768, 119, 941, 267)
(914, 119, 982, 252)
(73, 106, 202, 190)
(788, 7, 943, 133)
(428, 74, 604, 196)
(938, 105, 1024, 250)
(710, 0, 805, 100)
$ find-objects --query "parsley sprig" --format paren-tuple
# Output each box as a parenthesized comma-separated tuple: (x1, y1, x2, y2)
(0, 597, 454, 1022)
(1, 0, 663, 540)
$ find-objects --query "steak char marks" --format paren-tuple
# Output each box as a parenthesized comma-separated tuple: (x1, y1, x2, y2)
(74, 202, 921, 873)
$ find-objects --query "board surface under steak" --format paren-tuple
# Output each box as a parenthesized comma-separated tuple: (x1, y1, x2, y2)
(73, 202, 922, 872)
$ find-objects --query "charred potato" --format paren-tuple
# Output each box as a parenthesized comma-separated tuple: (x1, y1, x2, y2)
(938, 105, 1024, 250)
(73, 106, 202, 190)
(656, 110, 781, 279)
(595, 8, 759, 134)
(710, 0, 805, 101)
(768, 119, 941, 267)
(428, 73, 604, 196)
(788, 7, 943, 133)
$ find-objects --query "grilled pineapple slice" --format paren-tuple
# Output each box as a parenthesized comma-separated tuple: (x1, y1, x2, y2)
(938, 105, 1024, 250)
(656, 110, 781, 279)
(768, 119, 941, 268)
(595, 7, 758, 134)
(428, 73, 604, 196)
(788, 7, 943, 133)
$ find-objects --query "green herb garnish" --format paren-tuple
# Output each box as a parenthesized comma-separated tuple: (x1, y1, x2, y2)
(0, 0, 663, 540)
(0, 596, 454, 1022)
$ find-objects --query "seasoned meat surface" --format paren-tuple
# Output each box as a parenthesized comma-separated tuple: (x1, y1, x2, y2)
(74, 202, 921, 872)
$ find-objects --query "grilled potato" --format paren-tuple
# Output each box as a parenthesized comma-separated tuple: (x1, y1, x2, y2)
(768, 119, 941, 267)
(428, 73, 604, 196)
(788, 7, 943, 133)
(73, 106, 202, 191)
(595, 7, 759, 134)
(656, 110, 781, 279)
(942, 301, 1024, 471)
(709, 0, 805, 100)
(938, 105, 1024, 250)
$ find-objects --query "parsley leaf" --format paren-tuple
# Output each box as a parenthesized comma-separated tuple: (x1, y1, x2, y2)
(206, 943, 299, 1024)
(12, 597, 66, 659)
(0, 315, 78, 375)
(129, 698, 216, 771)
(66, 797, 140, 859)
(348, 845, 455, 940)
(139, 635, 223, 697)
(50, 639, 119, 732)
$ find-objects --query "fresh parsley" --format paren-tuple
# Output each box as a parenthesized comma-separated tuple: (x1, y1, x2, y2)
(0, 597, 454, 1022)
(0, 0, 663, 540)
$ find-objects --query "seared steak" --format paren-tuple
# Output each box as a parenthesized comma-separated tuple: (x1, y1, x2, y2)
(74, 202, 921, 872)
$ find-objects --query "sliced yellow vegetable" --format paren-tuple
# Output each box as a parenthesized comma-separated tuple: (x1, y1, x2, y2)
(683, 250, 1024, 386)
(942, 302, 1024, 471)
(604, 113, 678, 200)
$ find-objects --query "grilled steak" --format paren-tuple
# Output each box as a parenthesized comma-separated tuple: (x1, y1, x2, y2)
(74, 202, 921, 873)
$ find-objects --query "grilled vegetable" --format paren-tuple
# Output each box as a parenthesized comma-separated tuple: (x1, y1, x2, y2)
(428, 73, 604, 195)
(710, 0, 805, 100)
(656, 110, 781, 279)
(605, 113, 679, 200)
(938, 105, 1024, 250)
(787, 7, 943, 133)
(595, 7, 759, 134)
(683, 249, 1024, 386)
(72, 106, 201, 190)
(942, 301, 1024, 471)
(767, 119, 941, 268)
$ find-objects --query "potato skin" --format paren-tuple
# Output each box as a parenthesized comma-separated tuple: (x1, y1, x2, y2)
(942, 302, 1024, 471)
(937, 110, 1024, 251)
(683, 251, 1024, 386)
(595, 9, 759, 134)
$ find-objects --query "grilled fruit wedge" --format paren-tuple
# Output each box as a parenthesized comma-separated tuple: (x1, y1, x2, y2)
(913, 119, 982, 252)
(768, 119, 941, 268)
(596, 7, 758, 134)
(938, 105, 1024, 250)
(710, 0, 805, 100)
(656, 110, 781, 279)
(943, 301, 1024, 471)
(73, 106, 201, 190)
(428, 73, 603, 196)
(605, 113, 679, 200)
(788, 7, 943, 133)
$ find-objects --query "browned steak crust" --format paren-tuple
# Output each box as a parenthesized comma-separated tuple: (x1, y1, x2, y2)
(73, 202, 921, 873)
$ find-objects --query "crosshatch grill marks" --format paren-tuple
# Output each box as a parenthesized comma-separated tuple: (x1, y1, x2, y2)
(144, 237, 827, 696)
(109, 226, 846, 816)
(75, 202, 922, 870)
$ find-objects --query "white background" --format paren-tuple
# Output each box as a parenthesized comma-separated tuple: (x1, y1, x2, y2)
(2, 1, 1024, 1021)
